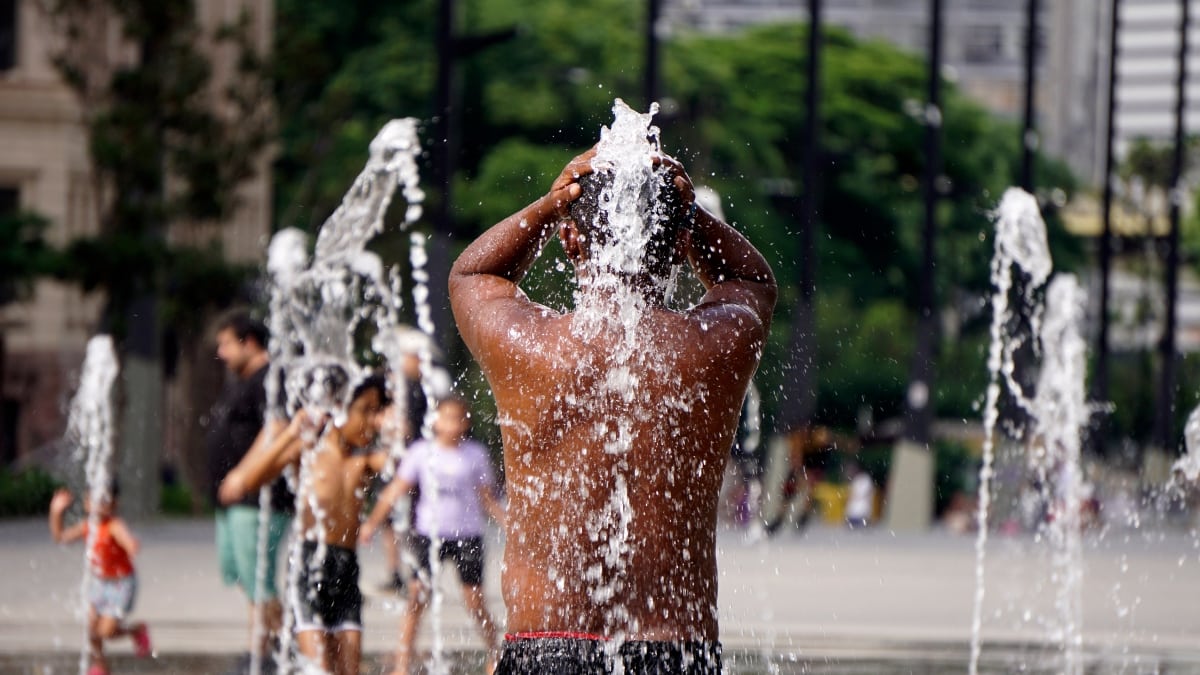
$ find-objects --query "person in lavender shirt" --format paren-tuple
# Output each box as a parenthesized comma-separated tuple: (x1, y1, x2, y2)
(362, 396, 506, 674)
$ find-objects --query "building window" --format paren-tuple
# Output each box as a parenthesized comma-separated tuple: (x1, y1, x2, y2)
(0, 0, 15, 71)
(963, 25, 1004, 64)
(0, 187, 16, 214)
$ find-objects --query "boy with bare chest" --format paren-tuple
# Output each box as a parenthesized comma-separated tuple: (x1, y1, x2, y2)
(220, 374, 390, 675)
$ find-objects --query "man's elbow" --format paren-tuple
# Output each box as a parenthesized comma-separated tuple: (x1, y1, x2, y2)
(761, 274, 779, 311)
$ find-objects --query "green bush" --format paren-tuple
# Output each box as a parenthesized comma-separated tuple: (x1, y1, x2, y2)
(0, 467, 62, 517)
(159, 483, 197, 516)
(934, 439, 978, 516)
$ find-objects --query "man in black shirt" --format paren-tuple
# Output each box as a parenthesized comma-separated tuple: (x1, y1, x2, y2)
(206, 311, 290, 672)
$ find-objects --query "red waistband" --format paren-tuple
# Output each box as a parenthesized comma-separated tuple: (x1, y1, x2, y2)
(504, 631, 610, 642)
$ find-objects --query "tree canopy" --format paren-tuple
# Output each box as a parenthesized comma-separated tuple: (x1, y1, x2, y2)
(269, 1, 1083, 433)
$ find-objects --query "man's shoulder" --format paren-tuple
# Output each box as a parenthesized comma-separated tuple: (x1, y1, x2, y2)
(246, 364, 270, 387)
(469, 310, 574, 369)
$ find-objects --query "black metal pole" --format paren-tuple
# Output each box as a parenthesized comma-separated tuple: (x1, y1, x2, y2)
(645, 0, 661, 109)
(1020, 0, 1039, 191)
(1004, 0, 1040, 443)
(433, 0, 453, 228)
(427, 0, 456, 353)
(781, 0, 822, 434)
(904, 0, 943, 446)
(1094, 0, 1120, 453)
(1153, 0, 1189, 452)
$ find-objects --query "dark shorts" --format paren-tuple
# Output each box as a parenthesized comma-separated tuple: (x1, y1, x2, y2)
(496, 636, 722, 675)
(411, 534, 485, 586)
(292, 541, 362, 633)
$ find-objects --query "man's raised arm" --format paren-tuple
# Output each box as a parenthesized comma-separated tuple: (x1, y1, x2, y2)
(449, 149, 593, 347)
(684, 200, 777, 329)
(450, 150, 592, 295)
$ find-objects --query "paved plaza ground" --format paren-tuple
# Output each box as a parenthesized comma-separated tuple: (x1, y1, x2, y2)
(1, 516, 1198, 673)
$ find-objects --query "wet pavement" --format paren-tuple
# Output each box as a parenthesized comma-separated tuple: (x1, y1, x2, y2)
(1, 517, 1198, 672)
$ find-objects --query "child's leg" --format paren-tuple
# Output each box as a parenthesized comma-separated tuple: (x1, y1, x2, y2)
(296, 629, 331, 673)
(392, 580, 429, 675)
(87, 608, 107, 673)
(461, 583, 497, 646)
(331, 629, 362, 675)
(461, 583, 499, 673)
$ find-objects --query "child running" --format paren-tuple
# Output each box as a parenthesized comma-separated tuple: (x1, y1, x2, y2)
(48, 484, 152, 675)
(361, 396, 506, 675)
(219, 373, 390, 675)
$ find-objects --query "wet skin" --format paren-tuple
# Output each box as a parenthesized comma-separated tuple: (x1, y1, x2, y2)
(450, 148, 776, 641)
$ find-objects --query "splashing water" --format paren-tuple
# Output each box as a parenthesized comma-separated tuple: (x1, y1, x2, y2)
(246, 226, 311, 675)
(572, 99, 678, 351)
(66, 335, 119, 675)
(1029, 274, 1089, 673)
(570, 100, 660, 644)
(263, 118, 423, 672)
(371, 233, 454, 674)
(281, 117, 423, 423)
(549, 99, 712, 653)
(969, 188, 1053, 674)
(1174, 407, 1200, 484)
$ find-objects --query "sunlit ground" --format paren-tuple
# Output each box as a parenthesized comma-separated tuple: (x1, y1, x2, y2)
(2, 515, 1198, 674)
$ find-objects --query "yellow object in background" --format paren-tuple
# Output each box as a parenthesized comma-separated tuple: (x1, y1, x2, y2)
(812, 482, 848, 524)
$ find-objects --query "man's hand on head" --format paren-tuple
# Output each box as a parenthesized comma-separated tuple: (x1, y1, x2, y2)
(550, 147, 598, 219)
(653, 154, 697, 221)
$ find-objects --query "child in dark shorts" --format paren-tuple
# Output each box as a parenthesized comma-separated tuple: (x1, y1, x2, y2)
(362, 396, 505, 675)
(293, 541, 364, 634)
(222, 374, 391, 675)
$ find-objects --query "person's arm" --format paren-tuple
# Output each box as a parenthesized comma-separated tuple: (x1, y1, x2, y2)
(449, 149, 593, 350)
(359, 476, 414, 544)
(665, 163, 776, 329)
(48, 489, 86, 544)
(477, 483, 506, 527)
(219, 413, 317, 505)
(365, 449, 391, 476)
(107, 518, 140, 558)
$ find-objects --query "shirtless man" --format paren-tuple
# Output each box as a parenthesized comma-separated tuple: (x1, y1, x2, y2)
(219, 374, 390, 675)
(450, 146, 776, 673)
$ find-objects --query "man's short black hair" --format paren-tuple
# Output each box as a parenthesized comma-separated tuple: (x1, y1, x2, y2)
(568, 168, 685, 277)
(217, 310, 269, 348)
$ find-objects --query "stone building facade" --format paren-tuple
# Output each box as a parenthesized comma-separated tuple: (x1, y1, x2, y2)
(0, 0, 272, 472)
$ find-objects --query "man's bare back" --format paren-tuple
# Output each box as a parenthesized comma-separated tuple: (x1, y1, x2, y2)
(451, 146, 775, 646)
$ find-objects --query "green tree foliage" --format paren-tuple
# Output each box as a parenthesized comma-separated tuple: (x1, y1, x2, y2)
(1102, 136, 1200, 448)
(272, 0, 457, 231)
(0, 212, 56, 306)
(272, 4, 1083, 431)
(41, 0, 269, 330)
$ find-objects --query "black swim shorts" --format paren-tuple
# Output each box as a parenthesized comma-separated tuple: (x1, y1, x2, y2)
(496, 634, 722, 675)
(292, 541, 363, 633)
(411, 534, 485, 586)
